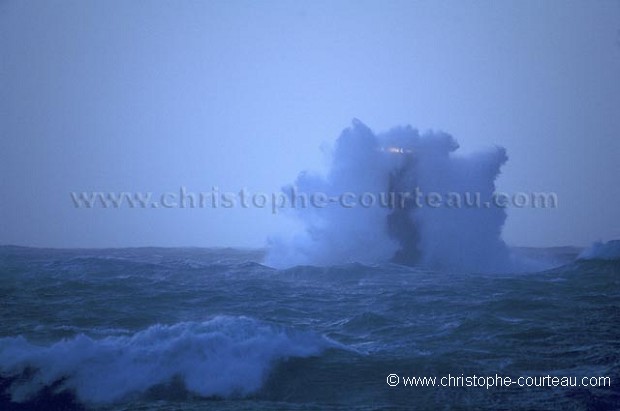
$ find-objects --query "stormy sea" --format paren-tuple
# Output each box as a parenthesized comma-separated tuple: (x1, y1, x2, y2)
(2, 122, 619, 410)
(0, 244, 619, 411)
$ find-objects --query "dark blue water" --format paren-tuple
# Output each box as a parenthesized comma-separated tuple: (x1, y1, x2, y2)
(0, 246, 618, 410)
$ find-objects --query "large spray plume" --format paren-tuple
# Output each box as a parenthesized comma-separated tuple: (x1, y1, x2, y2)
(267, 120, 513, 272)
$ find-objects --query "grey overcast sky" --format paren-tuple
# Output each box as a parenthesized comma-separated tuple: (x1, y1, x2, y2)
(1, 0, 619, 248)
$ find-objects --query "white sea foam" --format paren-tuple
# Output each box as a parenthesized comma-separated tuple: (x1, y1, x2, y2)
(578, 240, 620, 261)
(0, 316, 333, 403)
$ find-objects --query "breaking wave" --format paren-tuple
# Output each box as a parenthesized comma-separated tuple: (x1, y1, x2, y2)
(267, 120, 514, 272)
(0, 316, 334, 404)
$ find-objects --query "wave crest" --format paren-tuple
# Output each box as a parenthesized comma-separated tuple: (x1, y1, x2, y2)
(0, 316, 332, 404)
(578, 240, 620, 261)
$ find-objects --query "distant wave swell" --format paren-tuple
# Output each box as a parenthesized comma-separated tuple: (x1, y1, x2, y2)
(578, 240, 620, 261)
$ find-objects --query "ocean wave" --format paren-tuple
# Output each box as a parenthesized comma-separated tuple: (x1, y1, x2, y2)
(578, 240, 620, 261)
(0, 316, 334, 404)
(266, 120, 512, 273)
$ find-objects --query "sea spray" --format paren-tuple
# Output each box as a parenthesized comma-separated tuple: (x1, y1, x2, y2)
(267, 120, 511, 272)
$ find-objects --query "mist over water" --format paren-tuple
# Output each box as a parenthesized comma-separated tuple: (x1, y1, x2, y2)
(267, 120, 513, 272)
